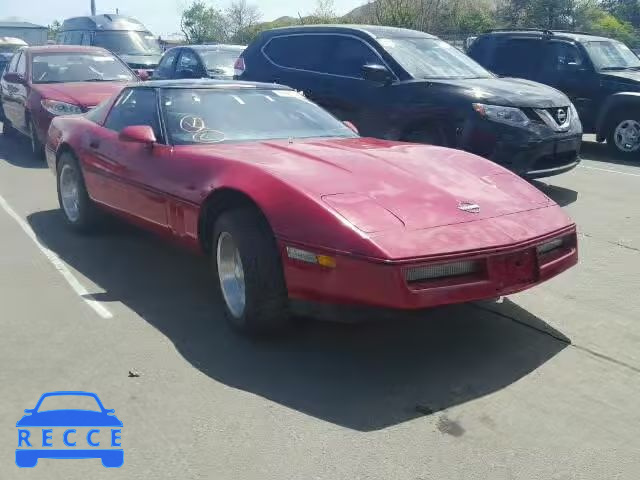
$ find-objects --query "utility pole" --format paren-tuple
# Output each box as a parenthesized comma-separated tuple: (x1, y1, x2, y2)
(91, 0, 96, 15)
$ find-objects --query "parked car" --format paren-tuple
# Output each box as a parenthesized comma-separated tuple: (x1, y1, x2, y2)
(235, 25, 583, 179)
(58, 15, 161, 76)
(0, 45, 137, 156)
(45, 80, 578, 334)
(469, 30, 640, 157)
(153, 44, 245, 80)
(0, 37, 27, 73)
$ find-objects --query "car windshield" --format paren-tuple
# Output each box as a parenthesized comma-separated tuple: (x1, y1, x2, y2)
(160, 88, 358, 145)
(37, 394, 102, 412)
(200, 49, 243, 75)
(379, 37, 493, 79)
(584, 40, 640, 70)
(31, 52, 136, 84)
(94, 30, 162, 56)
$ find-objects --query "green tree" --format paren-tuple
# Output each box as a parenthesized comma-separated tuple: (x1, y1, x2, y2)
(180, 0, 228, 44)
(48, 20, 61, 41)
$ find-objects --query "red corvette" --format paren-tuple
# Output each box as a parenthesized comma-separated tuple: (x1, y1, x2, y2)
(46, 80, 578, 334)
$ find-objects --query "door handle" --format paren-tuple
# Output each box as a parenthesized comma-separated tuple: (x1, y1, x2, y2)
(89, 139, 100, 149)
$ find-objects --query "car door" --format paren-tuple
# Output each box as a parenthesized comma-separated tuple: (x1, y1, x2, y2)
(310, 34, 392, 131)
(1, 52, 24, 129)
(536, 40, 599, 129)
(176, 49, 205, 79)
(86, 87, 169, 228)
(11, 51, 29, 132)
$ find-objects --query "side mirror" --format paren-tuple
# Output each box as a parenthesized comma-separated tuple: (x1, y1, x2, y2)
(4, 72, 26, 84)
(362, 64, 392, 85)
(343, 121, 359, 134)
(134, 69, 150, 81)
(119, 125, 157, 145)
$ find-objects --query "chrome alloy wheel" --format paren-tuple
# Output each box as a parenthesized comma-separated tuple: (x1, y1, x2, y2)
(613, 119, 640, 153)
(59, 163, 81, 222)
(216, 231, 246, 318)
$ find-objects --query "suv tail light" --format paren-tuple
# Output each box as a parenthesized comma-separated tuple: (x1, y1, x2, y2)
(234, 57, 245, 77)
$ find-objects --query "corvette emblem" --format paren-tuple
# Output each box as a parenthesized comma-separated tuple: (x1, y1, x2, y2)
(556, 108, 567, 124)
(458, 201, 480, 213)
(179, 115, 206, 133)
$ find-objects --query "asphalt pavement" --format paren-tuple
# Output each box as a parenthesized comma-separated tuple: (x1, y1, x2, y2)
(0, 131, 638, 479)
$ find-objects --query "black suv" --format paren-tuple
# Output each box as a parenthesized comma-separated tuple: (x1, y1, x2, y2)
(237, 25, 582, 178)
(469, 30, 640, 157)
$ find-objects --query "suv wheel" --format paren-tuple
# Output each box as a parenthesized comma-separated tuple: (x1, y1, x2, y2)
(607, 110, 640, 158)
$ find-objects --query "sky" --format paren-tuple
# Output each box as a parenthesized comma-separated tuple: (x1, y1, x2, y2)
(2, 0, 366, 36)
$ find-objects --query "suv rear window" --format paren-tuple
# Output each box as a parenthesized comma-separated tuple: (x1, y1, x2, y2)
(264, 35, 330, 72)
(492, 38, 542, 77)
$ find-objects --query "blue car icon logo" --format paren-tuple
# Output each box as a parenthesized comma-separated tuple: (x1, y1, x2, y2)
(16, 391, 123, 468)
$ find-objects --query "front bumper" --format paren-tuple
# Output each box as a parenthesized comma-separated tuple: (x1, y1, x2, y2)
(281, 228, 578, 314)
(462, 116, 582, 179)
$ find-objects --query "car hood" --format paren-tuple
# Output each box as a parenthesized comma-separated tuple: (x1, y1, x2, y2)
(16, 410, 123, 427)
(429, 76, 570, 108)
(203, 137, 552, 233)
(34, 82, 126, 108)
(600, 70, 640, 86)
(119, 54, 161, 69)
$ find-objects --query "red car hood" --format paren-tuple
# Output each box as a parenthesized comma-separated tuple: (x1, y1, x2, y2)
(194, 137, 553, 232)
(35, 82, 125, 108)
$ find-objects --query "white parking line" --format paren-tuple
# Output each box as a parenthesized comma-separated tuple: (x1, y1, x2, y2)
(579, 165, 640, 178)
(0, 193, 113, 319)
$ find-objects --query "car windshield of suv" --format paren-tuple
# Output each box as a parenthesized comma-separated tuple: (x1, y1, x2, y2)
(380, 37, 493, 79)
(32, 53, 136, 84)
(0, 45, 21, 54)
(200, 49, 243, 75)
(583, 40, 640, 70)
(94, 30, 162, 56)
(161, 88, 358, 145)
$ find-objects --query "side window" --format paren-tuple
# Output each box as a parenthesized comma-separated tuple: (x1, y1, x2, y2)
(177, 49, 202, 75)
(16, 53, 26, 76)
(154, 49, 179, 78)
(7, 52, 21, 73)
(263, 35, 331, 72)
(326, 36, 382, 77)
(546, 42, 583, 72)
(492, 39, 542, 78)
(104, 88, 162, 140)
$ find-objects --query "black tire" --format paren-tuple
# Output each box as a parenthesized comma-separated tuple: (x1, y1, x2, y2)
(56, 152, 100, 232)
(28, 119, 44, 159)
(211, 208, 289, 335)
(606, 109, 640, 159)
(403, 125, 447, 146)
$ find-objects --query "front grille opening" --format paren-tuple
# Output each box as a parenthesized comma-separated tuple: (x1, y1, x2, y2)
(406, 260, 482, 284)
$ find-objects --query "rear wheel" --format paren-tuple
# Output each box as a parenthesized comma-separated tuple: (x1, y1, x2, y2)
(211, 208, 289, 335)
(56, 152, 100, 232)
(607, 110, 640, 158)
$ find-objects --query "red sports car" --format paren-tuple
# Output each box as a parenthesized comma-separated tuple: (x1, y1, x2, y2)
(0, 45, 138, 157)
(45, 80, 578, 334)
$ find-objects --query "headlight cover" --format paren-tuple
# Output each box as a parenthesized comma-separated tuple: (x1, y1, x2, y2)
(473, 103, 530, 128)
(41, 99, 83, 116)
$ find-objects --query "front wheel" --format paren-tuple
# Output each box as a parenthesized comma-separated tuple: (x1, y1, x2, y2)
(56, 152, 100, 232)
(211, 208, 289, 335)
(607, 111, 640, 158)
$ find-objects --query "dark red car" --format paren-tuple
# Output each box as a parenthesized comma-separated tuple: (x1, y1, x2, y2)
(0, 45, 137, 156)
(46, 80, 578, 334)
